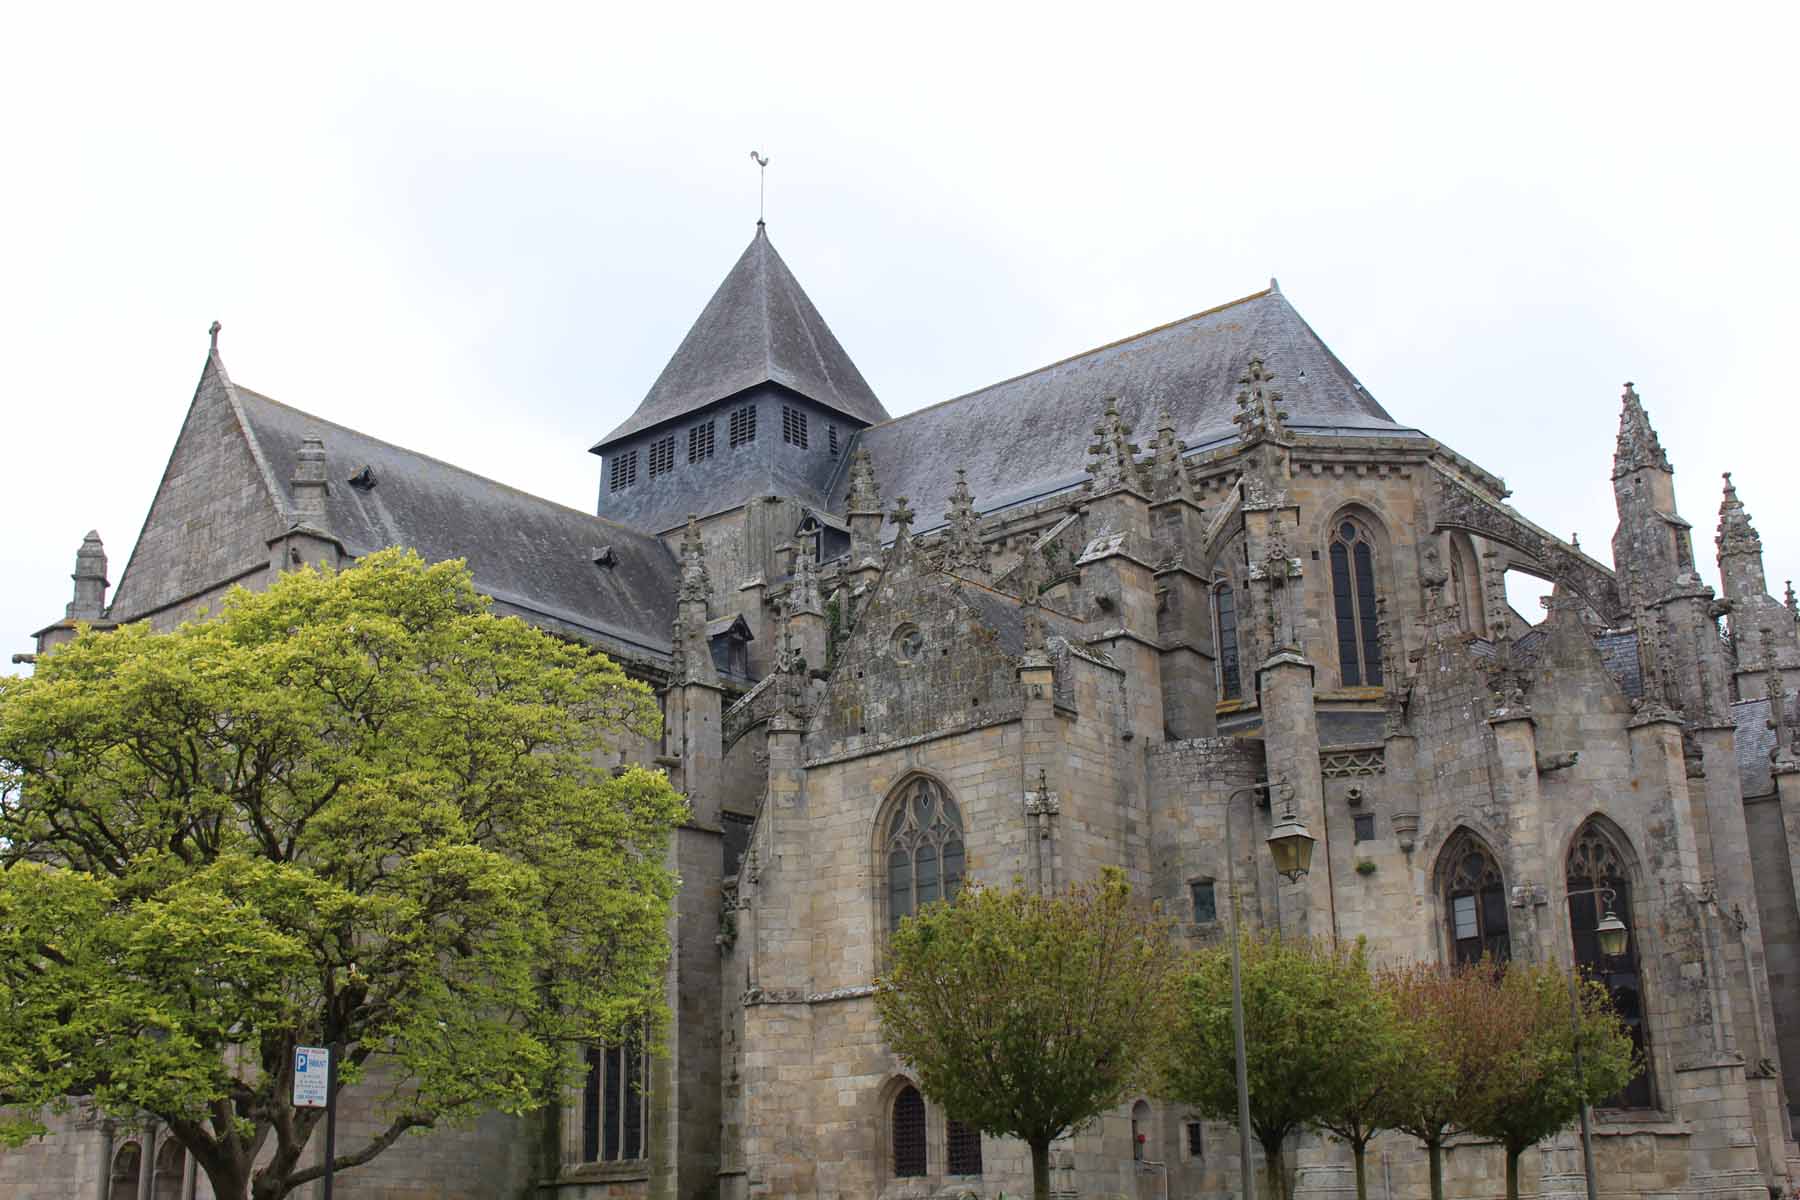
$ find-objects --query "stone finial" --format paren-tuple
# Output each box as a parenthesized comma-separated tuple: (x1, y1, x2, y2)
(292, 436, 329, 519)
(1146, 411, 1194, 503)
(1232, 356, 1290, 445)
(847, 447, 882, 516)
(1716, 471, 1762, 559)
(941, 468, 985, 573)
(208, 320, 222, 352)
(1786, 581, 1797, 617)
(679, 514, 710, 603)
(1084, 397, 1143, 494)
(791, 541, 824, 616)
(66, 530, 109, 622)
(889, 496, 915, 533)
(1612, 381, 1672, 479)
(1764, 628, 1797, 768)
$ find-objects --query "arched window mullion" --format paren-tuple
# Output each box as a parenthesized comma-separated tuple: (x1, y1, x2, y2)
(1330, 518, 1384, 687)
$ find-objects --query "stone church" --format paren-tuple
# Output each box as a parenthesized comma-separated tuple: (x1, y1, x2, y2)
(8, 223, 1800, 1200)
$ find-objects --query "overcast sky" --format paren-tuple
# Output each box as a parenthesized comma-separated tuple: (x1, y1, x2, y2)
(4, 5, 1796, 669)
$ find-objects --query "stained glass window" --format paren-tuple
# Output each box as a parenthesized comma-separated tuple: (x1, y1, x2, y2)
(1443, 833, 1510, 965)
(1329, 518, 1383, 686)
(886, 779, 966, 931)
(1567, 824, 1653, 1108)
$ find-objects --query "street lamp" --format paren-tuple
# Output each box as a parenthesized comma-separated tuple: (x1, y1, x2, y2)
(1220, 776, 1311, 1200)
(1565, 884, 1629, 1200)
(1265, 800, 1316, 882)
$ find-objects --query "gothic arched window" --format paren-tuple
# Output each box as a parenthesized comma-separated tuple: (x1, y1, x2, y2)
(1329, 517, 1383, 686)
(1214, 581, 1242, 701)
(892, 1085, 927, 1177)
(885, 778, 966, 931)
(1442, 833, 1510, 965)
(1567, 822, 1653, 1108)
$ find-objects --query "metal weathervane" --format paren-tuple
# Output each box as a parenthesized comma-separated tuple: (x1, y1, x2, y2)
(750, 150, 769, 224)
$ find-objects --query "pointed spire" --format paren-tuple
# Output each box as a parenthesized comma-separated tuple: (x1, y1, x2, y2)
(593, 227, 886, 449)
(847, 446, 881, 515)
(941, 468, 985, 573)
(1085, 397, 1143, 494)
(1613, 382, 1671, 478)
(66, 531, 109, 622)
(292, 436, 328, 519)
(1146, 411, 1194, 503)
(679, 514, 710, 603)
(1716, 472, 1762, 559)
(1232, 356, 1290, 445)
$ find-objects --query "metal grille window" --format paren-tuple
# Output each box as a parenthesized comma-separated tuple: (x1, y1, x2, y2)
(782, 405, 808, 448)
(1353, 813, 1376, 842)
(892, 1086, 927, 1177)
(688, 420, 715, 463)
(1186, 1122, 1204, 1159)
(1329, 517, 1384, 686)
(729, 404, 756, 448)
(886, 778, 966, 931)
(608, 449, 638, 492)
(1190, 879, 1216, 924)
(946, 1118, 983, 1175)
(647, 435, 675, 478)
(1443, 832, 1510, 965)
(582, 1036, 649, 1162)
(1567, 824, 1653, 1108)
(1214, 582, 1241, 700)
(828, 424, 840, 456)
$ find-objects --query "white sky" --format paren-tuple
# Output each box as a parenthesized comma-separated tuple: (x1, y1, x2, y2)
(4, 4, 1797, 669)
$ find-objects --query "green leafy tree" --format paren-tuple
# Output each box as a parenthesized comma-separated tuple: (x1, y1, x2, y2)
(1380, 963, 1469, 1200)
(0, 550, 686, 1200)
(1458, 963, 1635, 1200)
(874, 870, 1181, 1200)
(1163, 932, 1390, 1200)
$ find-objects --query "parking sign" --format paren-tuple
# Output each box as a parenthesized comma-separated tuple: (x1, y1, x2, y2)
(293, 1045, 330, 1108)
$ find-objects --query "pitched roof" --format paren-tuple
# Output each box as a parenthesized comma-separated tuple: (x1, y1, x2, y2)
(233, 387, 679, 661)
(832, 286, 1423, 524)
(594, 225, 888, 449)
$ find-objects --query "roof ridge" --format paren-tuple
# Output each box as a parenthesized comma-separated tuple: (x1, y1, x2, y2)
(233, 386, 665, 543)
(861, 286, 1274, 431)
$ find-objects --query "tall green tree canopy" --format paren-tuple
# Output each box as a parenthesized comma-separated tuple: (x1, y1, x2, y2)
(0, 550, 685, 1200)
(1162, 932, 1390, 1200)
(874, 871, 1181, 1200)
(1457, 962, 1635, 1200)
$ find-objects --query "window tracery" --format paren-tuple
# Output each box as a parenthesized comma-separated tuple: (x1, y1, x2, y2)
(1441, 831, 1510, 965)
(885, 778, 966, 931)
(1567, 822, 1653, 1108)
(1329, 516, 1383, 686)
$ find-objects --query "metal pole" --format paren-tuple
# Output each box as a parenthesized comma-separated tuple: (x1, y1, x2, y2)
(1226, 787, 1256, 1200)
(322, 1042, 340, 1200)
(1568, 975, 1598, 1200)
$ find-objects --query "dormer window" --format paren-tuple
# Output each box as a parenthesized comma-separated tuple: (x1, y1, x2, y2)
(608, 449, 638, 492)
(730, 405, 757, 448)
(782, 406, 808, 449)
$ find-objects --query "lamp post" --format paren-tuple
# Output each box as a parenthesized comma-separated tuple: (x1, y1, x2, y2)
(1565, 884, 1629, 1200)
(1221, 777, 1316, 1200)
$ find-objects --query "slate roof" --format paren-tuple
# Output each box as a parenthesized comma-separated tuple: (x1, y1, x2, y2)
(1734, 696, 1776, 799)
(1592, 630, 1644, 699)
(594, 226, 888, 449)
(235, 388, 679, 660)
(830, 286, 1424, 525)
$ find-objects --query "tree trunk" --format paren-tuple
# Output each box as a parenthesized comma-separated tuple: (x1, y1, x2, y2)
(1261, 1133, 1289, 1200)
(1352, 1140, 1369, 1200)
(200, 1158, 251, 1200)
(1427, 1139, 1445, 1200)
(1030, 1136, 1052, 1200)
(1505, 1145, 1522, 1200)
